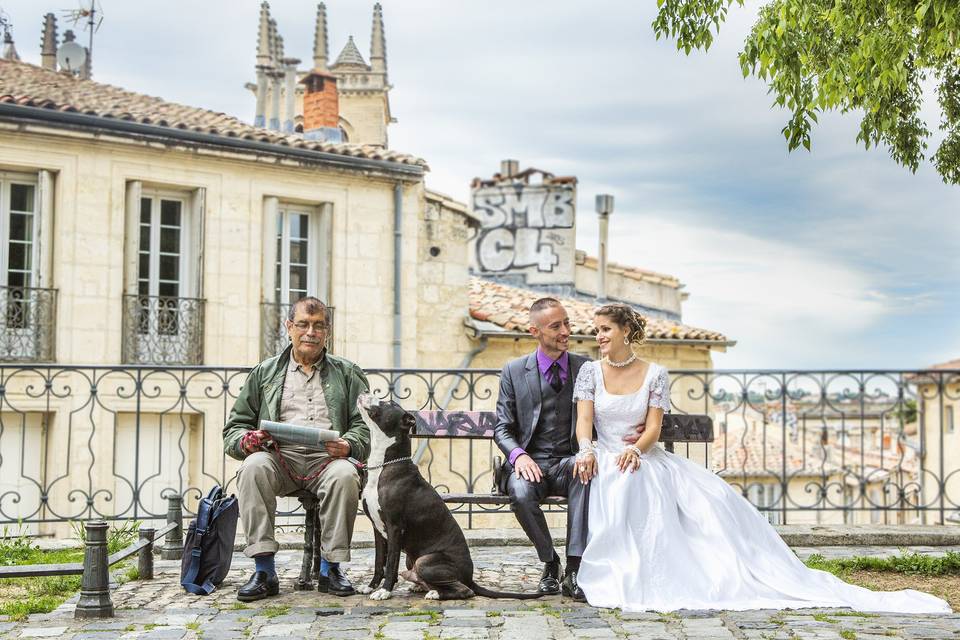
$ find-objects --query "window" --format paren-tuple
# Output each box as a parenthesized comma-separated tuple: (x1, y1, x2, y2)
(137, 193, 189, 336)
(1, 174, 39, 328)
(275, 207, 313, 305)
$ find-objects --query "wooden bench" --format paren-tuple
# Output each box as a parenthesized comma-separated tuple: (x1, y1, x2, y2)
(293, 409, 713, 589)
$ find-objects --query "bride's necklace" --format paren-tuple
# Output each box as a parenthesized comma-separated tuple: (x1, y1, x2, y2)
(604, 352, 637, 368)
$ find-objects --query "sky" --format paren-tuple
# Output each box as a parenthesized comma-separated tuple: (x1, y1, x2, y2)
(2, 0, 958, 370)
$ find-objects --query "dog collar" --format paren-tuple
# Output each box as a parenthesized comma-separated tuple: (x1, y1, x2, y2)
(363, 456, 414, 471)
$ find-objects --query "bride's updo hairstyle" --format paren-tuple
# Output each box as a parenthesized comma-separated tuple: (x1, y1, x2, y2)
(595, 303, 647, 345)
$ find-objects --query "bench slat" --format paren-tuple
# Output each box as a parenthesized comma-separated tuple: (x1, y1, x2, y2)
(414, 410, 713, 442)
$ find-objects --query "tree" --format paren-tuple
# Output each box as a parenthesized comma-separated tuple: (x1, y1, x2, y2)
(653, 1, 960, 185)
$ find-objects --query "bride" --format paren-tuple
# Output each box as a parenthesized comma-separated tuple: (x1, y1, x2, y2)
(571, 303, 950, 613)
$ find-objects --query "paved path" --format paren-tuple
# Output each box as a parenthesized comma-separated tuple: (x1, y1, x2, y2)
(5, 546, 959, 639)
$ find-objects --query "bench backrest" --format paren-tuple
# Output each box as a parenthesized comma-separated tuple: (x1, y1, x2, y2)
(412, 410, 713, 442)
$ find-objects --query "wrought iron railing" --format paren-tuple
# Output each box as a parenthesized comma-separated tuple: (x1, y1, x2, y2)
(0, 285, 57, 362)
(121, 295, 204, 365)
(0, 366, 956, 528)
(260, 302, 335, 360)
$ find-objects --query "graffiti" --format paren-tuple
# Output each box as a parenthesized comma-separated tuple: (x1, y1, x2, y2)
(414, 410, 497, 438)
(471, 183, 577, 283)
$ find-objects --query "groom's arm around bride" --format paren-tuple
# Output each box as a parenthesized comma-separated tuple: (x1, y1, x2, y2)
(491, 297, 589, 601)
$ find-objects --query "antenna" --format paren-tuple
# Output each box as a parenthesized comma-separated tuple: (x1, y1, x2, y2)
(57, 29, 87, 74)
(60, 0, 103, 76)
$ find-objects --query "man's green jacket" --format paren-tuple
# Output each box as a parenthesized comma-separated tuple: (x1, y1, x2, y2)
(222, 345, 371, 461)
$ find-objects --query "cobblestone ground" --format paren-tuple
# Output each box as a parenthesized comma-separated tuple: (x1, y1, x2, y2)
(5, 546, 960, 639)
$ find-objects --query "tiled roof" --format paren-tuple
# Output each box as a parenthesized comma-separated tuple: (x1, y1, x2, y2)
(929, 358, 960, 370)
(576, 252, 682, 289)
(0, 59, 425, 167)
(468, 277, 731, 344)
(711, 421, 918, 478)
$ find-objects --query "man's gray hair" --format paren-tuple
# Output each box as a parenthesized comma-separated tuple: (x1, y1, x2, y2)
(288, 296, 328, 321)
(529, 297, 563, 325)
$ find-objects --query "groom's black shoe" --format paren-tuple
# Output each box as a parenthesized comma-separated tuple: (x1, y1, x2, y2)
(561, 568, 586, 602)
(317, 565, 356, 596)
(538, 558, 562, 595)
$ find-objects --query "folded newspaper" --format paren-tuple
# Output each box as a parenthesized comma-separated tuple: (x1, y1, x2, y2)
(259, 420, 339, 449)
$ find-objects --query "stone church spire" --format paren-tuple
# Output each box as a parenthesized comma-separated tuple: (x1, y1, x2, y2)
(256, 2, 272, 67)
(370, 3, 386, 77)
(2, 29, 20, 62)
(40, 13, 58, 71)
(313, 3, 329, 71)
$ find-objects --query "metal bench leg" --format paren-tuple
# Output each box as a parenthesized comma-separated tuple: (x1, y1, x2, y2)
(295, 497, 317, 590)
(312, 515, 322, 581)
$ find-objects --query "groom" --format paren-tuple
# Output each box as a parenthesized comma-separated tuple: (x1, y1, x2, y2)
(493, 297, 589, 601)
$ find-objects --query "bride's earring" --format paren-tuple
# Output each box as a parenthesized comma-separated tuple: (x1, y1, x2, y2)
(623, 336, 629, 345)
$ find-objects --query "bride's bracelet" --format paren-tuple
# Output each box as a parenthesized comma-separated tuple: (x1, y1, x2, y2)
(576, 438, 596, 461)
(625, 445, 643, 459)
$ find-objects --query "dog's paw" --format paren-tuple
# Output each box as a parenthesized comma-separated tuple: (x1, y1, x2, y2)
(370, 588, 393, 601)
(424, 590, 440, 600)
(356, 585, 373, 595)
(407, 582, 428, 593)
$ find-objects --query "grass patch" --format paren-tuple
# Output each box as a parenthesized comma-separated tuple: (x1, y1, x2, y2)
(840, 631, 857, 640)
(228, 602, 251, 610)
(144, 623, 159, 630)
(486, 610, 501, 617)
(260, 605, 290, 618)
(812, 613, 838, 623)
(186, 622, 201, 631)
(0, 574, 82, 621)
(123, 566, 140, 582)
(805, 551, 960, 577)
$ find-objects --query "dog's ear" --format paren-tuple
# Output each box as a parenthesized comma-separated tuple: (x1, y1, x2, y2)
(402, 412, 417, 433)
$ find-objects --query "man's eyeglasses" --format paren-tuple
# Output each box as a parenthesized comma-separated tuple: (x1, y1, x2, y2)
(291, 321, 329, 332)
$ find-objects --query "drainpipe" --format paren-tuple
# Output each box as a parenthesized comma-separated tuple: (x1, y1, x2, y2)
(412, 336, 489, 463)
(393, 182, 403, 367)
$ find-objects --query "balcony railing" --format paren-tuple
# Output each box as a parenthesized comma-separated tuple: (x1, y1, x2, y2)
(260, 302, 335, 360)
(0, 366, 956, 528)
(121, 295, 204, 365)
(0, 285, 57, 362)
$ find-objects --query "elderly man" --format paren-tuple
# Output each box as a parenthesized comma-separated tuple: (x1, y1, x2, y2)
(223, 296, 369, 602)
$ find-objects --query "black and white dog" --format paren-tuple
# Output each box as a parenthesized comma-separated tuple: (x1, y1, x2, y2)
(357, 393, 543, 601)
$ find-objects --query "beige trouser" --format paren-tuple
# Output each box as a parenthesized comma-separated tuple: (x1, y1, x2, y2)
(237, 449, 360, 561)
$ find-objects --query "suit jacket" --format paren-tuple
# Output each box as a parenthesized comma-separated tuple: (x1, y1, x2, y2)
(493, 351, 589, 462)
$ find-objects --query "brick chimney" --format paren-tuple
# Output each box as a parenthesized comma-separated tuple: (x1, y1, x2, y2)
(300, 70, 342, 142)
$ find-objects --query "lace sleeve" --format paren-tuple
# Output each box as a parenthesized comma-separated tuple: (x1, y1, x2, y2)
(649, 366, 671, 412)
(573, 362, 596, 402)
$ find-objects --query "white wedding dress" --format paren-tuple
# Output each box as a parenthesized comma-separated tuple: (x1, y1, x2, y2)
(574, 360, 951, 613)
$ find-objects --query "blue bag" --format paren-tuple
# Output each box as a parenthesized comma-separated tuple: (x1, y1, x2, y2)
(180, 486, 239, 595)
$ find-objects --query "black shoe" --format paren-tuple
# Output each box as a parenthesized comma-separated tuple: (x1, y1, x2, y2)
(538, 558, 561, 595)
(237, 570, 280, 602)
(561, 569, 586, 602)
(317, 565, 356, 596)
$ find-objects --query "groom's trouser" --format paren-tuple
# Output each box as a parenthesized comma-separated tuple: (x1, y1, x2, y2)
(504, 455, 588, 563)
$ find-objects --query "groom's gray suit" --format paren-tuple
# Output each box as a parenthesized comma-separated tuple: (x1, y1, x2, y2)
(494, 351, 590, 563)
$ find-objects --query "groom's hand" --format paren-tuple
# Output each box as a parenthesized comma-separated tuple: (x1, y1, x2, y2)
(622, 424, 645, 445)
(514, 454, 543, 483)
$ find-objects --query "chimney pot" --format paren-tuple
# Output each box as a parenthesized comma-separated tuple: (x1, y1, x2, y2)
(595, 193, 614, 303)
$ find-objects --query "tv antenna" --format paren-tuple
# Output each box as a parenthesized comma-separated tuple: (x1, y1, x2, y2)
(60, 1, 103, 75)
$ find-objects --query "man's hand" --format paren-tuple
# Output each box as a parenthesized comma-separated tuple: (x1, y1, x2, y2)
(324, 438, 351, 459)
(513, 454, 543, 483)
(241, 430, 273, 455)
(622, 424, 645, 446)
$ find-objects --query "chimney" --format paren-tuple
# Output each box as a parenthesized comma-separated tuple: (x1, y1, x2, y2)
(282, 57, 300, 134)
(500, 159, 519, 179)
(2, 29, 20, 62)
(40, 13, 58, 70)
(300, 70, 342, 142)
(595, 194, 614, 302)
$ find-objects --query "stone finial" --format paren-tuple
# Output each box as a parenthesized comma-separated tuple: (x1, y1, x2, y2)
(269, 18, 279, 66)
(313, 3, 329, 71)
(370, 3, 386, 76)
(40, 13, 58, 70)
(333, 35, 367, 68)
(256, 2, 272, 67)
(2, 29, 20, 62)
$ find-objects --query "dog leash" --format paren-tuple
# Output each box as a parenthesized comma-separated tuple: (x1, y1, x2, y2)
(362, 456, 414, 471)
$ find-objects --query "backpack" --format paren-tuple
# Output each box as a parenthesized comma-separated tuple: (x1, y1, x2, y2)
(180, 485, 239, 595)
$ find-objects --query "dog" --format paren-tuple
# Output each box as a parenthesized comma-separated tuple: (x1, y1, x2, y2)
(356, 393, 543, 601)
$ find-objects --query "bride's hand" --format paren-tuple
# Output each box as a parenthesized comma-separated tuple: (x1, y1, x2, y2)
(616, 446, 641, 473)
(573, 453, 596, 484)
